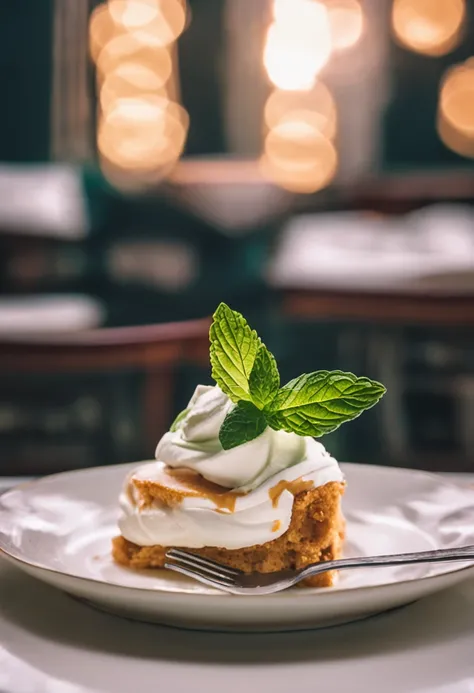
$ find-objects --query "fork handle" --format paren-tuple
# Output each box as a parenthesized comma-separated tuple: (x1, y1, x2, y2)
(302, 544, 474, 579)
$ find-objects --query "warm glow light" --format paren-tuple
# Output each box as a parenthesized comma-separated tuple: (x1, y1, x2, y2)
(89, 3, 122, 62)
(98, 97, 188, 168)
(327, 0, 364, 51)
(100, 63, 168, 114)
(98, 122, 186, 168)
(103, 95, 188, 128)
(265, 119, 335, 168)
(96, 34, 172, 82)
(437, 111, 474, 159)
(91, 0, 189, 188)
(273, 0, 324, 26)
(392, 0, 465, 57)
(109, 0, 159, 29)
(264, 23, 331, 91)
(264, 83, 337, 140)
(437, 60, 474, 157)
(261, 0, 338, 192)
(110, 0, 186, 45)
(261, 118, 337, 193)
(259, 150, 337, 193)
(106, 61, 166, 91)
(438, 59, 474, 159)
(263, 1, 332, 91)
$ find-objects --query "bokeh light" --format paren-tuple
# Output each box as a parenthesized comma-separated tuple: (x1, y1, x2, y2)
(261, 117, 337, 193)
(89, 3, 123, 62)
(109, 0, 159, 29)
(110, 0, 186, 45)
(96, 34, 172, 83)
(263, 1, 332, 91)
(264, 83, 337, 140)
(440, 60, 474, 136)
(273, 0, 324, 26)
(102, 94, 189, 129)
(98, 97, 188, 168)
(100, 63, 168, 114)
(90, 1, 189, 189)
(392, 0, 465, 57)
(326, 0, 364, 51)
(438, 59, 474, 158)
(262, 0, 338, 194)
(437, 112, 474, 159)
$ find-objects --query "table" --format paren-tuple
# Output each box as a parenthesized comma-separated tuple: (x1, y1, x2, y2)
(2, 474, 474, 693)
(269, 210, 474, 326)
(0, 296, 104, 335)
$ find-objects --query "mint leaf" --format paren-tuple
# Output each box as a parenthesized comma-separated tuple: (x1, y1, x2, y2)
(210, 302, 387, 449)
(219, 401, 267, 450)
(170, 408, 189, 432)
(249, 344, 280, 410)
(209, 303, 260, 403)
(266, 370, 386, 437)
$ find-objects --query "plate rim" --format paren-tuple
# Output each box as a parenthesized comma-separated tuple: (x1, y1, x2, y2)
(1, 461, 474, 601)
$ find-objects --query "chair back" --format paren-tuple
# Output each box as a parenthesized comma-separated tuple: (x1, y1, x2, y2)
(0, 319, 210, 475)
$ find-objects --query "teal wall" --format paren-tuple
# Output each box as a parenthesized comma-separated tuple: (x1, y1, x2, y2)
(0, 1, 54, 162)
(1, 1, 474, 168)
(383, 0, 474, 168)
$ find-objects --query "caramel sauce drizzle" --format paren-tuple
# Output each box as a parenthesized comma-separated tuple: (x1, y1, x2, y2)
(165, 468, 246, 512)
(269, 478, 314, 508)
(134, 469, 314, 515)
(272, 520, 281, 533)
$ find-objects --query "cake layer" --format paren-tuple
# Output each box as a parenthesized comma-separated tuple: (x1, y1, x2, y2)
(118, 456, 344, 550)
(113, 481, 345, 588)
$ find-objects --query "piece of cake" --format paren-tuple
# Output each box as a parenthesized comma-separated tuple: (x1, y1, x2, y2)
(113, 303, 385, 588)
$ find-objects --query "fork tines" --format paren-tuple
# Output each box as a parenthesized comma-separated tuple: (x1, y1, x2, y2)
(165, 548, 241, 586)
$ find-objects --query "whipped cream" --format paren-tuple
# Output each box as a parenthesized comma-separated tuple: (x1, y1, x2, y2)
(118, 385, 344, 550)
(119, 447, 343, 549)
(155, 385, 308, 491)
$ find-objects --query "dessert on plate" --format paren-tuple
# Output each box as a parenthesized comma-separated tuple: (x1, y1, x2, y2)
(113, 303, 385, 587)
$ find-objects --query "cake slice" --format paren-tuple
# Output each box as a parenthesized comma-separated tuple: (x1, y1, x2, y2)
(113, 303, 385, 588)
(113, 461, 345, 587)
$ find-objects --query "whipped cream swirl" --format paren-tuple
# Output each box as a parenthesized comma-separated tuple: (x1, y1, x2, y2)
(156, 385, 310, 491)
(118, 385, 344, 550)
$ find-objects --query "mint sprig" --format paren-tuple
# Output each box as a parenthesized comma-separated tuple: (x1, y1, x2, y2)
(210, 303, 260, 403)
(219, 401, 267, 450)
(266, 371, 387, 437)
(210, 303, 386, 451)
(249, 344, 280, 410)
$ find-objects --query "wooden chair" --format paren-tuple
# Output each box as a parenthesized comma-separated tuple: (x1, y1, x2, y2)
(281, 289, 474, 327)
(276, 287, 474, 473)
(0, 319, 210, 475)
(272, 172, 474, 471)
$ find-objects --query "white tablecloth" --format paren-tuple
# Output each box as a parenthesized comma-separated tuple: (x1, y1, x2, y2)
(1, 473, 474, 693)
(0, 296, 103, 336)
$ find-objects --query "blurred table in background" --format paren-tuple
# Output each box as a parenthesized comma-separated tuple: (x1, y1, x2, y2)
(0, 319, 209, 476)
(0, 160, 286, 478)
(0, 295, 104, 335)
(345, 170, 474, 214)
(2, 163, 474, 476)
(269, 203, 474, 473)
(0, 161, 283, 327)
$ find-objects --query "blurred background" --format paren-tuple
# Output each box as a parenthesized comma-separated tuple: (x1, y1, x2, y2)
(1, 0, 474, 478)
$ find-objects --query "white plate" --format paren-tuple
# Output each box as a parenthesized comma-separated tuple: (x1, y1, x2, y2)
(1, 462, 474, 632)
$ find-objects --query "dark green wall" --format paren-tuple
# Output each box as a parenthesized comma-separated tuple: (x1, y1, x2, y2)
(0, 1, 54, 162)
(2, 1, 474, 168)
(383, 0, 474, 168)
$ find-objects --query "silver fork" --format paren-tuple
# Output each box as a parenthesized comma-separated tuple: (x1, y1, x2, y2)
(165, 545, 474, 595)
